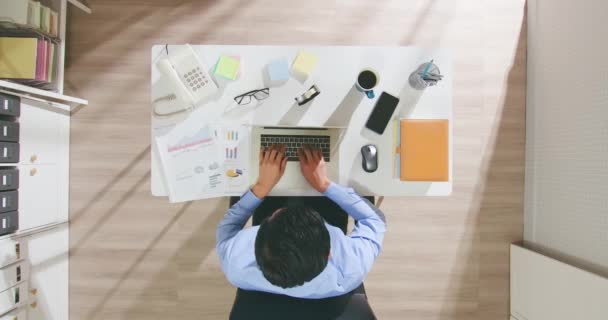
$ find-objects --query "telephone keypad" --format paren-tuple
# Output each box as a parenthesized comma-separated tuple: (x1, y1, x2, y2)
(181, 67, 211, 92)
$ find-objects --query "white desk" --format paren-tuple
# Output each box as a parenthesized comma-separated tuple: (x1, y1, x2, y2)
(150, 45, 452, 197)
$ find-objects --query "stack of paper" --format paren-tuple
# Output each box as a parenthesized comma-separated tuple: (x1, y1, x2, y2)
(291, 50, 318, 78)
(0, 37, 57, 83)
(214, 55, 240, 80)
(155, 115, 251, 203)
(266, 58, 290, 86)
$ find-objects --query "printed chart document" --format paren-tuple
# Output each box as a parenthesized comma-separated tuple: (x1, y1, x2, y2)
(156, 120, 250, 203)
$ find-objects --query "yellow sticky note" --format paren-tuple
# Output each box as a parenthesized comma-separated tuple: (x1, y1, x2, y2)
(215, 55, 240, 80)
(291, 51, 318, 77)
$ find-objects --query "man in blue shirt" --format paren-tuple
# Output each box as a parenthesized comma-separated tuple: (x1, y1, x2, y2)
(216, 145, 386, 299)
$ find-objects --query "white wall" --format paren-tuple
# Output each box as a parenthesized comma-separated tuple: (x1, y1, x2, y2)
(525, 0, 608, 274)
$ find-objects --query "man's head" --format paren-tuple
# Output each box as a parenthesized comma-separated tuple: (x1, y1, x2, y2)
(255, 206, 330, 288)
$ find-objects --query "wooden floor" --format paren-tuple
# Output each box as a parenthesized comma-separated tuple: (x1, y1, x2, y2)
(65, 0, 526, 319)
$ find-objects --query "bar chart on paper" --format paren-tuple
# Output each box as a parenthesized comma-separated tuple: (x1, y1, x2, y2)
(155, 122, 251, 202)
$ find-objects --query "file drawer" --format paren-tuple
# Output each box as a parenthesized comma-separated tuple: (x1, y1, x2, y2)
(0, 307, 27, 320)
(0, 239, 23, 268)
(0, 262, 28, 292)
(0, 168, 19, 191)
(18, 101, 64, 165)
(18, 165, 59, 231)
(0, 282, 29, 315)
(0, 191, 18, 214)
(0, 121, 19, 143)
(0, 94, 20, 118)
(0, 211, 18, 237)
(0, 143, 19, 163)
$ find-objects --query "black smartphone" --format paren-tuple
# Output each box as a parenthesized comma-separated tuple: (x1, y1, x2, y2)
(365, 92, 400, 134)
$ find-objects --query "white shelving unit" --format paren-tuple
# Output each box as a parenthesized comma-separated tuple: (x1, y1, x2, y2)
(0, 0, 90, 319)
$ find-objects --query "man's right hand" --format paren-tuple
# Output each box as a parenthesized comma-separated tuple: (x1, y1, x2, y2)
(298, 145, 331, 193)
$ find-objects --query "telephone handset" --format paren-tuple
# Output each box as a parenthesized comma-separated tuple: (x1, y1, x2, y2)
(153, 44, 218, 116)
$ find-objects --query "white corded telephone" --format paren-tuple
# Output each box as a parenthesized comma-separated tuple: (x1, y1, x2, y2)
(153, 44, 219, 116)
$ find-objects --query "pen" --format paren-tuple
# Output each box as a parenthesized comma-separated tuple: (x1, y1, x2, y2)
(420, 72, 443, 78)
(421, 59, 434, 79)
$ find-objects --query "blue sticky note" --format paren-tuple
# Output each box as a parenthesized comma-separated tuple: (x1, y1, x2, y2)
(267, 59, 290, 84)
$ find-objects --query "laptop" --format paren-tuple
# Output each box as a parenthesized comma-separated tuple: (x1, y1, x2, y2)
(251, 126, 341, 194)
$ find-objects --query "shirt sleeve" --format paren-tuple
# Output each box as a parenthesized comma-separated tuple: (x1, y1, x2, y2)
(323, 183, 386, 281)
(216, 190, 262, 266)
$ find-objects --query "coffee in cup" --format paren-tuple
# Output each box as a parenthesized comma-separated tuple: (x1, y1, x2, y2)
(356, 69, 379, 99)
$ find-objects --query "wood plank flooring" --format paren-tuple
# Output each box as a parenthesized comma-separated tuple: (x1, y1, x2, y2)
(66, 1, 526, 319)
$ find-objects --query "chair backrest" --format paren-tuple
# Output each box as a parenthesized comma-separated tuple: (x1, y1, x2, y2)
(230, 289, 376, 320)
(335, 293, 376, 320)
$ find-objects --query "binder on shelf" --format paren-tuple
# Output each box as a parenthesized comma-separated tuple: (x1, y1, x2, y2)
(27, 1, 41, 29)
(0, 36, 57, 85)
(34, 38, 45, 81)
(0, 211, 18, 236)
(1, 0, 30, 25)
(50, 10, 58, 37)
(0, 142, 19, 163)
(0, 37, 38, 80)
(40, 5, 51, 33)
(0, 93, 21, 117)
(49, 42, 56, 81)
(0, 191, 18, 213)
(0, 121, 19, 142)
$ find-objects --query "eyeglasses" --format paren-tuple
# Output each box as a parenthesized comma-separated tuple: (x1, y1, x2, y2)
(234, 88, 270, 105)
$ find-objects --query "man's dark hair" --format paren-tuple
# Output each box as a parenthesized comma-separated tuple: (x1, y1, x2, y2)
(255, 206, 330, 288)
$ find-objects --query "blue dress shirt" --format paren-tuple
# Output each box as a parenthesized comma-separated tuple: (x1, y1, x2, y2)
(216, 183, 386, 299)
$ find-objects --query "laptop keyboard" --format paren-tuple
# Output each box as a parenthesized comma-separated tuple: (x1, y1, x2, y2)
(261, 134, 330, 162)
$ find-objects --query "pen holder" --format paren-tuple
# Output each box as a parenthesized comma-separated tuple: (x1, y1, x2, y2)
(409, 62, 441, 90)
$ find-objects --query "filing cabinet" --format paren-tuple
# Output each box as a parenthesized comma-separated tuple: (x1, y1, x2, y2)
(0, 212, 18, 237)
(0, 31, 85, 315)
(0, 307, 26, 320)
(0, 1, 89, 317)
(0, 90, 71, 319)
(0, 169, 19, 192)
(0, 192, 18, 214)
(0, 121, 19, 143)
(0, 282, 29, 315)
(0, 240, 21, 268)
(0, 262, 28, 293)
(0, 94, 20, 118)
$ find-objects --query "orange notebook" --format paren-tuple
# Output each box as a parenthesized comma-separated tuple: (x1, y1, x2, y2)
(398, 119, 449, 181)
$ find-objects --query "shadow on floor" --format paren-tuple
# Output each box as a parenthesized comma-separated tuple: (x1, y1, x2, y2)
(439, 8, 527, 320)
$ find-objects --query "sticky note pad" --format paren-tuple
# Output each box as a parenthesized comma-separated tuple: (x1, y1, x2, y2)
(215, 55, 240, 80)
(291, 51, 318, 78)
(266, 58, 290, 85)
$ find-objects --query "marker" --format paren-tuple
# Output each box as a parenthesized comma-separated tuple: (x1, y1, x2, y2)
(234, 147, 238, 158)
(421, 59, 434, 79)
(225, 148, 229, 158)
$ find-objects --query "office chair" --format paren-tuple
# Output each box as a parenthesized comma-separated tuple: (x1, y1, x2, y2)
(229, 284, 376, 320)
(226, 195, 378, 320)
